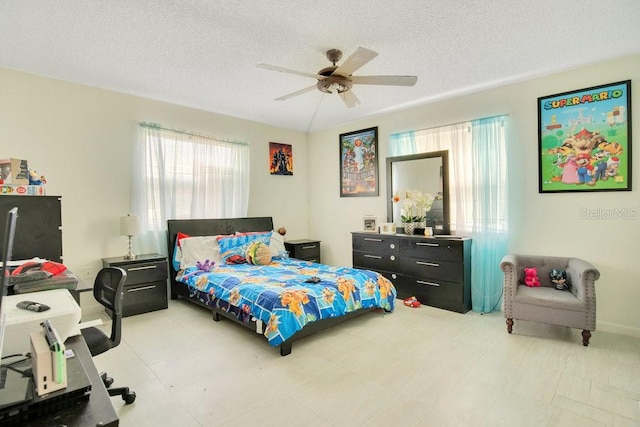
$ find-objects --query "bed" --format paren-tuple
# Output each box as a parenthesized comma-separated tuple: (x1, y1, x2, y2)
(167, 217, 396, 355)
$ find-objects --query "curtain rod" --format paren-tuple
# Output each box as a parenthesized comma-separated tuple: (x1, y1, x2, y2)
(139, 122, 249, 146)
(391, 114, 508, 136)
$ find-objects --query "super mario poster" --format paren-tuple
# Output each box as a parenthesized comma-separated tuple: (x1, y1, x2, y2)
(538, 80, 632, 193)
(339, 126, 378, 197)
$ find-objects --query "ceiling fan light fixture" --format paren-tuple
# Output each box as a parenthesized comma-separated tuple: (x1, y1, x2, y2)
(317, 76, 352, 94)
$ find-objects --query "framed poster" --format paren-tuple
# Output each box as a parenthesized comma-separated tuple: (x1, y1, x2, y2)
(538, 80, 632, 193)
(269, 142, 293, 175)
(339, 126, 379, 197)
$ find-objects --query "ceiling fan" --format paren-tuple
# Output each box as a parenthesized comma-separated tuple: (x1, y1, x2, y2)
(257, 47, 418, 108)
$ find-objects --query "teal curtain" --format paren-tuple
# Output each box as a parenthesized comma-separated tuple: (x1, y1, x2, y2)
(389, 131, 417, 156)
(470, 116, 509, 312)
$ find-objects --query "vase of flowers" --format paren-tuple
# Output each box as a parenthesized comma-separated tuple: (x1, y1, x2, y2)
(392, 189, 435, 235)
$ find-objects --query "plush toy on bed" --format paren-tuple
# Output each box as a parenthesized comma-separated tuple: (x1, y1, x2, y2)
(523, 267, 541, 287)
(245, 241, 272, 265)
(196, 259, 214, 272)
(181, 259, 215, 281)
(549, 268, 570, 291)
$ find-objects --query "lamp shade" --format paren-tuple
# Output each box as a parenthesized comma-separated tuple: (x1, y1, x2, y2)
(119, 215, 140, 236)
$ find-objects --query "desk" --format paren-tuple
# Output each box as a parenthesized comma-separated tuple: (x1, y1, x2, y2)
(22, 335, 119, 426)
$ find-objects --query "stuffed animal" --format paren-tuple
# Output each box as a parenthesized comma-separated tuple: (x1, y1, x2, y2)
(549, 268, 569, 291)
(181, 259, 214, 281)
(524, 267, 541, 287)
(195, 259, 214, 272)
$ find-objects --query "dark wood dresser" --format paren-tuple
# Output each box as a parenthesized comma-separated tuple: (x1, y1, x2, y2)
(352, 232, 471, 313)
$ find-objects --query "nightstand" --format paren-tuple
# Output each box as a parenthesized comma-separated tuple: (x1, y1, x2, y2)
(102, 253, 168, 317)
(284, 239, 321, 263)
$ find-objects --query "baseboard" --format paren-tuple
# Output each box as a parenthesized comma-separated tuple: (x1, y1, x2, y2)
(596, 320, 640, 338)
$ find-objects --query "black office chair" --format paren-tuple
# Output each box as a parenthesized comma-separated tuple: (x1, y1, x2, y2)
(81, 267, 136, 404)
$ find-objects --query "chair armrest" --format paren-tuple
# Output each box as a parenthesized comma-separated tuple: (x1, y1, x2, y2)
(567, 258, 600, 304)
(500, 254, 520, 299)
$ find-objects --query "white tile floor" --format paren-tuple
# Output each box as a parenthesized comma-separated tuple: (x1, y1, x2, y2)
(89, 300, 640, 426)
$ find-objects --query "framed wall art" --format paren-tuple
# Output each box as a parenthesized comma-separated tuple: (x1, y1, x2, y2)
(269, 142, 293, 175)
(339, 126, 379, 197)
(538, 80, 632, 193)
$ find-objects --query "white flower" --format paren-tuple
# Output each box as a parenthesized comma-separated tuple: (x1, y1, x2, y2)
(392, 190, 435, 223)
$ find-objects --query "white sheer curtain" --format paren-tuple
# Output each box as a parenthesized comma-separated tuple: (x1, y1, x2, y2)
(400, 122, 474, 234)
(131, 124, 250, 255)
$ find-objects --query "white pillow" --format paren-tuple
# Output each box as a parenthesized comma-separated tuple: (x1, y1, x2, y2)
(180, 236, 223, 269)
(269, 231, 286, 257)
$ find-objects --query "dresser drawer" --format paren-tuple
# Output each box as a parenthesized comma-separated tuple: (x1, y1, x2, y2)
(400, 238, 463, 262)
(353, 251, 399, 273)
(352, 234, 399, 256)
(122, 260, 167, 285)
(400, 257, 463, 283)
(123, 280, 168, 317)
(285, 240, 321, 261)
(395, 274, 466, 312)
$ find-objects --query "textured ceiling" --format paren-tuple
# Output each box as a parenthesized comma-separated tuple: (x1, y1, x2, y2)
(2, 1, 640, 133)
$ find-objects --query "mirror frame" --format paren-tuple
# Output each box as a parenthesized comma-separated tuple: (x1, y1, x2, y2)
(386, 150, 450, 235)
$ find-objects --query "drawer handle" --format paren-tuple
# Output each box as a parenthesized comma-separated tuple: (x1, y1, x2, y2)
(416, 261, 440, 267)
(390, 255, 396, 261)
(127, 285, 157, 292)
(127, 265, 157, 272)
(301, 245, 317, 250)
(364, 254, 382, 259)
(417, 280, 440, 287)
(364, 238, 383, 242)
(416, 242, 439, 247)
(391, 274, 397, 279)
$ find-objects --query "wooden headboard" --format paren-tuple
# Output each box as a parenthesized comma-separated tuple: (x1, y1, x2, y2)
(166, 217, 274, 292)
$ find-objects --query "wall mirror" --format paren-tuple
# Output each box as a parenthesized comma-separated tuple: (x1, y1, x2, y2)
(386, 150, 450, 235)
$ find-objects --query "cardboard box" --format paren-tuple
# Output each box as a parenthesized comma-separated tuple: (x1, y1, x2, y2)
(0, 158, 29, 184)
(0, 184, 46, 195)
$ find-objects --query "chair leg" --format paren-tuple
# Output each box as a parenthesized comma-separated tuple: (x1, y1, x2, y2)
(108, 386, 137, 404)
(100, 372, 114, 388)
(506, 318, 513, 333)
(582, 330, 591, 346)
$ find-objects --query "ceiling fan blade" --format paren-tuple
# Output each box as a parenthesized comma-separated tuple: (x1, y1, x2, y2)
(333, 47, 378, 76)
(351, 75, 418, 86)
(274, 85, 317, 101)
(257, 64, 323, 80)
(339, 90, 360, 108)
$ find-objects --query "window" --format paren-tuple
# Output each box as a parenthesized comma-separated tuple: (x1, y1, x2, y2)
(133, 124, 250, 231)
(390, 116, 509, 312)
(390, 117, 508, 234)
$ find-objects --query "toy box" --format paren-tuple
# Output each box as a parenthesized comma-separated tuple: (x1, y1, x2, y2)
(0, 158, 29, 185)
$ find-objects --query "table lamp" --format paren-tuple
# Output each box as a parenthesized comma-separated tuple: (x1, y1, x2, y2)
(120, 214, 140, 260)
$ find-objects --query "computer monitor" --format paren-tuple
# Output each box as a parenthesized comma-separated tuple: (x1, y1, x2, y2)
(0, 207, 18, 357)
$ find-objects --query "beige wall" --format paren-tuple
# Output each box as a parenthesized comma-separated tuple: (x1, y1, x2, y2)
(308, 54, 640, 337)
(2, 53, 638, 336)
(0, 68, 308, 282)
